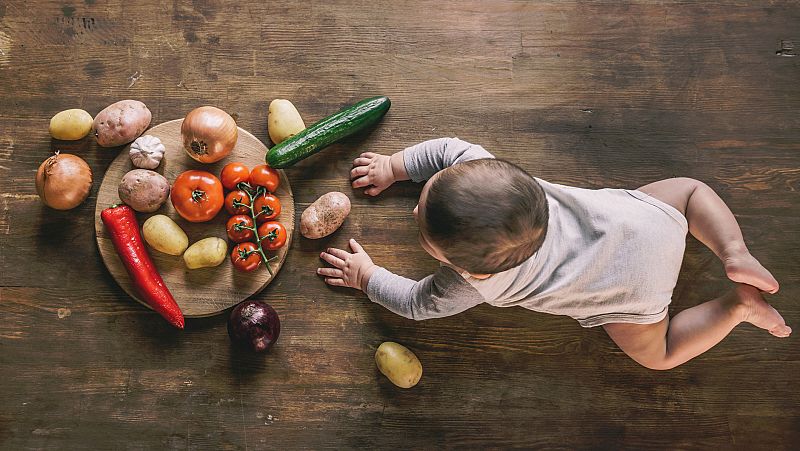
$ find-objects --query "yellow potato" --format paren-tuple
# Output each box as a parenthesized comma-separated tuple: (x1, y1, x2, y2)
(375, 342, 423, 388)
(142, 215, 188, 256)
(268, 99, 306, 144)
(49, 109, 93, 140)
(183, 237, 227, 269)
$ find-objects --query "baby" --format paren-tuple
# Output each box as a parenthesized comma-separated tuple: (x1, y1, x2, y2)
(316, 138, 791, 370)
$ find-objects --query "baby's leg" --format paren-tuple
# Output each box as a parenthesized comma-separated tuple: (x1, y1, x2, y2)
(637, 178, 779, 293)
(604, 284, 791, 370)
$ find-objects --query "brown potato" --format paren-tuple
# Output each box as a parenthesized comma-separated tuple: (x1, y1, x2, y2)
(93, 100, 152, 147)
(118, 169, 169, 213)
(300, 191, 351, 239)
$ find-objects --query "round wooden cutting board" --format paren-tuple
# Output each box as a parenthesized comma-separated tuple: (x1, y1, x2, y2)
(94, 119, 294, 317)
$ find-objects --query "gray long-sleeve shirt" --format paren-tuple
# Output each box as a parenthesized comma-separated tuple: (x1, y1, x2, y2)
(365, 138, 688, 327)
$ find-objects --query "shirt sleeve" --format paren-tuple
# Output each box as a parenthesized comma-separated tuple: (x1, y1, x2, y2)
(365, 266, 486, 320)
(402, 137, 495, 182)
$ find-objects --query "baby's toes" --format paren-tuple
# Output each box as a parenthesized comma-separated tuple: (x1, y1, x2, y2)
(769, 324, 792, 338)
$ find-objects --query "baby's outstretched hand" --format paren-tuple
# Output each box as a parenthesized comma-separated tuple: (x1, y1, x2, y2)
(318, 239, 379, 292)
(351, 152, 396, 196)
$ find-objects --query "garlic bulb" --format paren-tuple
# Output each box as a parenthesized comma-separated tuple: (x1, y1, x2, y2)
(129, 135, 165, 169)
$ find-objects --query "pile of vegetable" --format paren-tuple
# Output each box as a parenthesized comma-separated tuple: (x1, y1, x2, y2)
(40, 95, 424, 388)
(38, 99, 154, 211)
(266, 96, 390, 168)
(220, 162, 287, 273)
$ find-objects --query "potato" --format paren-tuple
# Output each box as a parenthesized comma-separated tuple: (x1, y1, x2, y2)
(142, 215, 188, 256)
(118, 169, 169, 213)
(93, 100, 152, 147)
(268, 99, 306, 144)
(183, 237, 227, 269)
(300, 192, 351, 239)
(375, 342, 422, 389)
(49, 109, 93, 140)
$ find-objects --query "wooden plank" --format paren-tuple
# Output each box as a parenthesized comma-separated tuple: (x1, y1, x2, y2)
(1, 0, 799, 449)
(94, 119, 295, 317)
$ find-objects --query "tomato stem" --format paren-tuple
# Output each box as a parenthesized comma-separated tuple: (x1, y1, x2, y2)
(232, 197, 248, 209)
(191, 189, 206, 203)
(240, 184, 275, 276)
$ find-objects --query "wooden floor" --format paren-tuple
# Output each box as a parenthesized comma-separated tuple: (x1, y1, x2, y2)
(1, 1, 799, 449)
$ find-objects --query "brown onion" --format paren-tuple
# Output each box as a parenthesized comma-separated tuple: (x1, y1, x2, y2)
(35, 152, 93, 210)
(181, 106, 238, 163)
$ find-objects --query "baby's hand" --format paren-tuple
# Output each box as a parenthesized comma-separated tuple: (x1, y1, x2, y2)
(318, 239, 379, 292)
(351, 152, 396, 196)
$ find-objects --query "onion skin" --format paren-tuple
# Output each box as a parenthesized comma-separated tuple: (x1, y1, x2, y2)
(181, 106, 238, 163)
(35, 152, 93, 210)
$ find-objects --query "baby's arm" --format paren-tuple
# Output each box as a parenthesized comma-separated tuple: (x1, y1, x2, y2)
(351, 138, 495, 195)
(317, 240, 485, 320)
(403, 137, 495, 182)
(365, 266, 485, 320)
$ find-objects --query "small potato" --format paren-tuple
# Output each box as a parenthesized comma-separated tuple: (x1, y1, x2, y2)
(375, 342, 422, 389)
(268, 99, 306, 144)
(300, 191, 351, 239)
(142, 215, 188, 256)
(184, 237, 227, 269)
(49, 109, 93, 140)
(94, 100, 152, 147)
(118, 169, 170, 213)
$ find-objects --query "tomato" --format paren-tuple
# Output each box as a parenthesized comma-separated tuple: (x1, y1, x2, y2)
(226, 215, 255, 243)
(170, 170, 224, 223)
(253, 192, 281, 223)
(224, 189, 252, 215)
(257, 221, 287, 251)
(220, 162, 250, 191)
(249, 165, 280, 192)
(231, 242, 262, 272)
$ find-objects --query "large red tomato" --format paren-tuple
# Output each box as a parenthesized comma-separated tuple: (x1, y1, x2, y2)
(170, 170, 224, 222)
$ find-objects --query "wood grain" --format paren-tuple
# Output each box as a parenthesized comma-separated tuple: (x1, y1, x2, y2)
(1, 1, 799, 450)
(94, 119, 294, 317)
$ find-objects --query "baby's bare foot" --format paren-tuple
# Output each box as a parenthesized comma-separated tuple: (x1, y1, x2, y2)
(733, 284, 791, 337)
(723, 249, 779, 294)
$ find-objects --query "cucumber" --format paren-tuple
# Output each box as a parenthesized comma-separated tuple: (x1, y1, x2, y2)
(266, 96, 391, 168)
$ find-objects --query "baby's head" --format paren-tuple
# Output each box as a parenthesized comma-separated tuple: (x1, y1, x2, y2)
(413, 159, 549, 276)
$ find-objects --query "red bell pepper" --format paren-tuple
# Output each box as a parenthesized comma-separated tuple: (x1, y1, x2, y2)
(101, 204, 184, 329)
